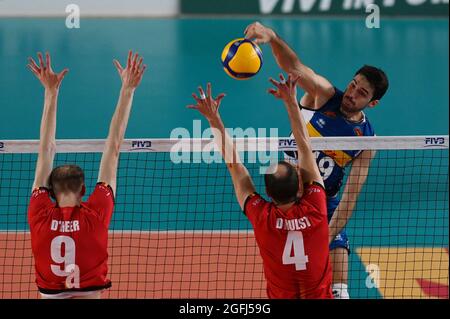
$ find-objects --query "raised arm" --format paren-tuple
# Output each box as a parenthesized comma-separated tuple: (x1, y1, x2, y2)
(245, 22, 334, 109)
(328, 150, 375, 243)
(97, 51, 147, 195)
(268, 73, 323, 186)
(187, 83, 256, 210)
(28, 52, 69, 190)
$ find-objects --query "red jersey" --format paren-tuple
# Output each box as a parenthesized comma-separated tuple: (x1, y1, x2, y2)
(28, 182, 114, 294)
(244, 182, 333, 299)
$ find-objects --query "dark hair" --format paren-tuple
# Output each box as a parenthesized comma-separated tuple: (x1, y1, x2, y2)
(355, 65, 389, 101)
(48, 165, 85, 196)
(264, 161, 299, 205)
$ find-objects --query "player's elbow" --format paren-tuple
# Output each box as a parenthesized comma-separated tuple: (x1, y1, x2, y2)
(106, 141, 121, 158)
(40, 141, 56, 155)
(286, 63, 302, 78)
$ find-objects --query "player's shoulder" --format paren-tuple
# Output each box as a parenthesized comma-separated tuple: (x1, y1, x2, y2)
(28, 187, 55, 219)
(243, 192, 270, 216)
(92, 182, 115, 199)
(31, 186, 50, 198)
(302, 181, 326, 194)
(244, 192, 266, 209)
(30, 187, 53, 207)
(316, 87, 343, 112)
(333, 87, 344, 97)
(96, 182, 113, 192)
(361, 113, 376, 136)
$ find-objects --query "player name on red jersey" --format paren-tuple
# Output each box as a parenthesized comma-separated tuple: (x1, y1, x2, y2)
(50, 220, 80, 233)
(275, 217, 312, 231)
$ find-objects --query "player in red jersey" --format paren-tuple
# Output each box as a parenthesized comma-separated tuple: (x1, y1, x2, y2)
(187, 75, 333, 299)
(27, 51, 146, 299)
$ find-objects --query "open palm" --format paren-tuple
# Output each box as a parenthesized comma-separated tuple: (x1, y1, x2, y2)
(113, 51, 147, 89)
(27, 52, 68, 91)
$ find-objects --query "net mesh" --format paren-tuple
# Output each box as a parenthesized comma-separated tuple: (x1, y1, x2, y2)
(0, 136, 448, 299)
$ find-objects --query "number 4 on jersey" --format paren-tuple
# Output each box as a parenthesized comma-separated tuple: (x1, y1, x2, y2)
(282, 231, 309, 270)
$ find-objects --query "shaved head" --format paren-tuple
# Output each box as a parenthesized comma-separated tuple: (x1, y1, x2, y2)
(49, 164, 85, 197)
(264, 161, 299, 205)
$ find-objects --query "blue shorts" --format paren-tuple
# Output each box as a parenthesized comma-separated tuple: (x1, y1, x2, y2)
(327, 196, 350, 254)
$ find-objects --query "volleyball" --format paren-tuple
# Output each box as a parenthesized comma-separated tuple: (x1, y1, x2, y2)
(221, 38, 263, 80)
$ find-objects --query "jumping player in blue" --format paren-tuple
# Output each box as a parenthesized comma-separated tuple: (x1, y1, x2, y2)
(245, 22, 389, 298)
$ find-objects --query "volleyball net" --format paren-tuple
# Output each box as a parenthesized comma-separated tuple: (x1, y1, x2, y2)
(0, 136, 448, 299)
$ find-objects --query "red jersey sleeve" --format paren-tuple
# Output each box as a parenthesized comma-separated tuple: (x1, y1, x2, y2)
(243, 193, 269, 227)
(86, 182, 115, 226)
(296, 182, 327, 231)
(28, 187, 53, 219)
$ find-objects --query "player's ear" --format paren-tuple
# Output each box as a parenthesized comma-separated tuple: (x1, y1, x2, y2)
(49, 189, 56, 200)
(368, 99, 379, 108)
(48, 176, 56, 200)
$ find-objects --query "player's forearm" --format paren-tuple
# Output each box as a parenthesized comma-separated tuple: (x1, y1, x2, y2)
(328, 194, 357, 241)
(269, 34, 303, 74)
(328, 169, 369, 241)
(33, 89, 58, 188)
(39, 89, 58, 151)
(270, 35, 317, 94)
(207, 115, 240, 168)
(286, 102, 311, 153)
(329, 216, 349, 244)
(208, 115, 255, 208)
(285, 101, 320, 182)
(106, 87, 135, 151)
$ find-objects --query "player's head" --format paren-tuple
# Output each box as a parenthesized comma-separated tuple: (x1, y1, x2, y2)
(48, 165, 85, 201)
(342, 65, 389, 113)
(264, 161, 299, 205)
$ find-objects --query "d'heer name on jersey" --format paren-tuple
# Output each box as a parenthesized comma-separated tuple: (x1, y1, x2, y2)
(51, 220, 80, 232)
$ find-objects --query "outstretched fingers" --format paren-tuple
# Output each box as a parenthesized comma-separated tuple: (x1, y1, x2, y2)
(126, 50, 132, 69)
(45, 52, 53, 71)
(192, 93, 202, 104)
(215, 93, 226, 107)
(37, 52, 46, 70)
(198, 86, 206, 100)
(27, 57, 41, 76)
(139, 64, 147, 75)
(28, 57, 40, 72)
(269, 77, 281, 88)
(27, 64, 40, 78)
(207, 82, 213, 99)
(244, 24, 259, 43)
(131, 52, 139, 71)
(58, 68, 69, 81)
(113, 59, 123, 75)
(136, 57, 143, 71)
(267, 88, 278, 95)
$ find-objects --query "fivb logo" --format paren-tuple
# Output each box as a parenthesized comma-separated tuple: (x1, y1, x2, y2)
(278, 138, 297, 150)
(424, 137, 446, 147)
(130, 140, 153, 151)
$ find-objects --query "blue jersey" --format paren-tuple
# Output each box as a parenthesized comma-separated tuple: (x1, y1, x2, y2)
(285, 88, 375, 197)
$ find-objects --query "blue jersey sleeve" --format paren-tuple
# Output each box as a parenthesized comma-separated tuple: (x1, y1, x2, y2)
(299, 87, 343, 113)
